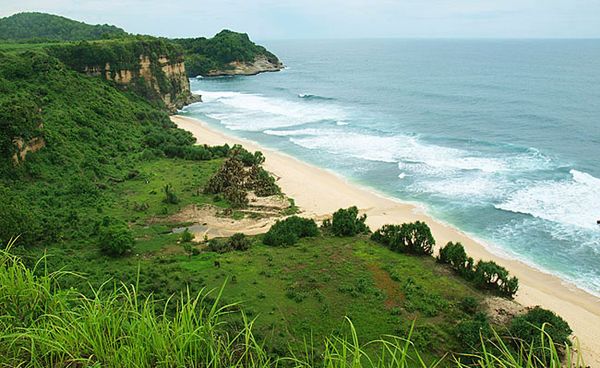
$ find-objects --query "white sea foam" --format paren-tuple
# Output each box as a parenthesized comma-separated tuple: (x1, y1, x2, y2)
(496, 170, 600, 230)
(191, 90, 346, 131)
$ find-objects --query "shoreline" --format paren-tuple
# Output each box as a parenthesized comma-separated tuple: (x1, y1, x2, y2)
(172, 114, 600, 364)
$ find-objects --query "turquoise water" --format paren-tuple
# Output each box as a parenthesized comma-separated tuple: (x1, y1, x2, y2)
(182, 39, 600, 295)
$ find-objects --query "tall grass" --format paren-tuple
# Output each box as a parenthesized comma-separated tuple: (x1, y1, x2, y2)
(0, 241, 584, 367)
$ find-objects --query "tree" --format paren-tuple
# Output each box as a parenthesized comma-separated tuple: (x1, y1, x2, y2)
(510, 306, 572, 360)
(438, 242, 468, 272)
(264, 216, 318, 246)
(99, 224, 135, 257)
(328, 206, 369, 237)
(371, 221, 434, 255)
(227, 232, 251, 251)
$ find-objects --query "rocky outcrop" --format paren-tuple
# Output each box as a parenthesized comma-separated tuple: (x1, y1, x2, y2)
(83, 55, 198, 113)
(206, 55, 284, 77)
(50, 39, 200, 113)
(12, 136, 45, 164)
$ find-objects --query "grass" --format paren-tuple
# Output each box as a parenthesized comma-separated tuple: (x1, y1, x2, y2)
(22, 232, 484, 362)
(0, 241, 582, 368)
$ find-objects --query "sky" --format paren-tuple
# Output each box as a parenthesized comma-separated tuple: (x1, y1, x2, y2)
(1, 0, 600, 40)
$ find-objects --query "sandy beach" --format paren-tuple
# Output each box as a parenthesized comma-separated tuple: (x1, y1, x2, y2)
(173, 114, 600, 365)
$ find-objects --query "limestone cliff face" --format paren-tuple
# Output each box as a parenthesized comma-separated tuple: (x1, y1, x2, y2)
(83, 55, 197, 113)
(49, 40, 200, 113)
(206, 55, 284, 77)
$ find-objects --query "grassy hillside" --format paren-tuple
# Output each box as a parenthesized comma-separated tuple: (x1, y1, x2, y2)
(0, 33, 577, 367)
(0, 12, 127, 41)
(173, 30, 282, 76)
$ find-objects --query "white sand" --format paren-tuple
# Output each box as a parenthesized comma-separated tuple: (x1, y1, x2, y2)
(173, 114, 600, 365)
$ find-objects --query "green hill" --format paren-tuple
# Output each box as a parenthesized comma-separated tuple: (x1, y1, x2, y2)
(0, 16, 576, 368)
(174, 30, 282, 76)
(0, 12, 128, 41)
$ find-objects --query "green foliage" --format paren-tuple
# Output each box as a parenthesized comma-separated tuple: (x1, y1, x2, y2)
(173, 30, 281, 77)
(163, 183, 179, 204)
(227, 232, 251, 251)
(437, 242, 519, 298)
(0, 184, 41, 246)
(371, 221, 435, 255)
(99, 223, 135, 257)
(0, 12, 128, 42)
(180, 229, 194, 243)
(510, 306, 573, 360)
(46, 37, 188, 109)
(0, 247, 581, 368)
(456, 312, 491, 350)
(438, 242, 468, 271)
(473, 260, 519, 298)
(325, 206, 370, 237)
(263, 216, 319, 246)
(207, 233, 251, 253)
(204, 147, 280, 208)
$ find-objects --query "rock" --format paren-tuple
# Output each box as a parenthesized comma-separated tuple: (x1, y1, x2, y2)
(206, 55, 284, 77)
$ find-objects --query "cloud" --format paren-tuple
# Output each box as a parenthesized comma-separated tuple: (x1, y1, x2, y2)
(1, 0, 599, 38)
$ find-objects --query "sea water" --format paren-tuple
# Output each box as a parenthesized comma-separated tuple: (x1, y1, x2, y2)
(182, 39, 600, 295)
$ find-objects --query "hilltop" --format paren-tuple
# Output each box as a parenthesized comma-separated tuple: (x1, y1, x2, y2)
(0, 12, 127, 41)
(0, 13, 282, 77)
(173, 30, 283, 77)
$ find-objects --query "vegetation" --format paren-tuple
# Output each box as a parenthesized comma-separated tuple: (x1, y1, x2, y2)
(263, 216, 319, 246)
(371, 221, 435, 255)
(99, 221, 135, 257)
(0, 15, 579, 367)
(204, 146, 280, 208)
(510, 306, 573, 360)
(323, 206, 370, 237)
(0, 244, 583, 367)
(0, 12, 127, 41)
(173, 30, 281, 76)
(438, 242, 519, 298)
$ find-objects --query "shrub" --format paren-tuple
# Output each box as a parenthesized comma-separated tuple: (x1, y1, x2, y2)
(99, 224, 135, 257)
(223, 186, 248, 209)
(459, 296, 479, 314)
(473, 260, 519, 298)
(263, 216, 319, 247)
(509, 306, 572, 360)
(226, 233, 251, 251)
(163, 184, 179, 204)
(207, 238, 228, 253)
(438, 242, 468, 272)
(457, 312, 491, 350)
(371, 221, 434, 255)
(180, 229, 194, 243)
(327, 206, 369, 237)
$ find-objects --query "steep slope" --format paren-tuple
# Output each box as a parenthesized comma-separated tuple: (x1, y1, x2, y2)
(0, 12, 127, 41)
(173, 30, 283, 77)
(47, 38, 198, 112)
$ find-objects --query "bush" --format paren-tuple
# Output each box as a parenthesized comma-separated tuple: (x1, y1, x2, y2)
(263, 216, 319, 247)
(456, 312, 491, 350)
(327, 206, 369, 237)
(226, 233, 251, 251)
(99, 224, 135, 257)
(473, 260, 519, 298)
(371, 221, 434, 255)
(438, 242, 468, 271)
(163, 184, 179, 204)
(180, 229, 194, 243)
(509, 306, 572, 360)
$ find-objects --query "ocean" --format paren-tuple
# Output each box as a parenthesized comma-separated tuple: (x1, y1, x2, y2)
(181, 39, 600, 296)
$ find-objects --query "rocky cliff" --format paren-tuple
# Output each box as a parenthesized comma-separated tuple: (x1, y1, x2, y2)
(205, 55, 284, 77)
(49, 39, 200, 113)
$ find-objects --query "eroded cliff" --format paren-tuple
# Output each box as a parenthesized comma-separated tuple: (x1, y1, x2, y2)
(49, 39, 199, 112)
